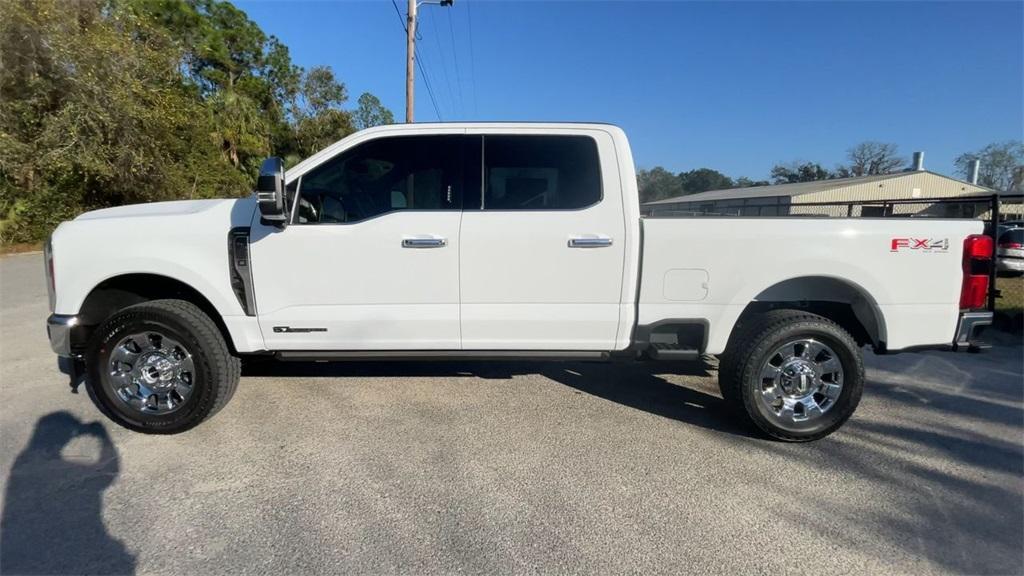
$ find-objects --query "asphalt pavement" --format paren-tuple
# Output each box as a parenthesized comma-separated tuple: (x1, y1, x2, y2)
(1, 252, 1022, 575)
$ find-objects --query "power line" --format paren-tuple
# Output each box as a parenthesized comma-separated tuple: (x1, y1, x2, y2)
(445, 9, 465, 116)
(415, 47, 444, 121)
(465, 0, 478, 117)
(429, 9, 458, 118)
(389, 0, 443, 121)
(390, 0, 406, 32)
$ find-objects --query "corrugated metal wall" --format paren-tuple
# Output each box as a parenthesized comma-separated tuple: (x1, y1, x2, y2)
(642, 172, 1014, 218)
(796, 172, 988, 204)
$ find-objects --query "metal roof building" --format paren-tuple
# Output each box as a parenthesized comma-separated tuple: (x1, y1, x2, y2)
(643, 169, 997, 218)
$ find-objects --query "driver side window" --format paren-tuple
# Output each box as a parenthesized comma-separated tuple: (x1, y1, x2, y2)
(291, 135, 462, 224)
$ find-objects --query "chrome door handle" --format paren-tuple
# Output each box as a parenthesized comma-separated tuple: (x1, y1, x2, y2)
(402, 236, 447, 248)
(568, 236, 613, 248)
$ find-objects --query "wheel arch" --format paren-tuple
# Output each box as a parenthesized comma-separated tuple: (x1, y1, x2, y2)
(735, 275, 888, 350)
(77, 273, 237, 353)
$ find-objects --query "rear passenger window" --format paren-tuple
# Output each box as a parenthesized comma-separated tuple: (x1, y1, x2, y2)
(483, 135, 601, 210)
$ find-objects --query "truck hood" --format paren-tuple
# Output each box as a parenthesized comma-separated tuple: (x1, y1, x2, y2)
(75, 198, 241, 221)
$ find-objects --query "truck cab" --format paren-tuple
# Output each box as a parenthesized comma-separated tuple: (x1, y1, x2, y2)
(250, 125, 637, 352)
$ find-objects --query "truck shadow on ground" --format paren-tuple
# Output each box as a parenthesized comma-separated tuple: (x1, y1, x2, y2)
(0, 411, 135, 575)
(756, 344, 1024, 575)
(242, 357, 759, 439)
(241, 347, 1024, 573)
(756, 412, 1024, 574)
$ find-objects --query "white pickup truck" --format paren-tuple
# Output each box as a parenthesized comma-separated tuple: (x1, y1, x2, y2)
(45, 123, 994, 441)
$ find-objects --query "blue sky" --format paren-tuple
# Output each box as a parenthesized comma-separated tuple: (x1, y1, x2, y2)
(239, 1, 1023, 180)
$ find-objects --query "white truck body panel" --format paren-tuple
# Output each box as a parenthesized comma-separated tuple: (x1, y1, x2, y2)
(459, 126, 631, 350)
(249, 210, 463, 350)
(640, 218, 977, 354)
(50, 197, 267, 353)
(47, 122, 981, 357)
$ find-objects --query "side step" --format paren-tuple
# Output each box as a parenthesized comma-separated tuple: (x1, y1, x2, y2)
(647, 343, 700, 361)
(274, 350, 611, 362)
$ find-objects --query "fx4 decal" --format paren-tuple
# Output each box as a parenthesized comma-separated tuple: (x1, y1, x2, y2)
(890, 238, 949, 252)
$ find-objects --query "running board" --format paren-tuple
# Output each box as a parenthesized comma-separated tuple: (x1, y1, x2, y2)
(647, 343, 700, 361)
(274, 350, 611, 362)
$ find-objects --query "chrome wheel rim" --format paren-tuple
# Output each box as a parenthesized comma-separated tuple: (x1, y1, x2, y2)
(107, 331, 195, 415)
(758, 338, 844, 425)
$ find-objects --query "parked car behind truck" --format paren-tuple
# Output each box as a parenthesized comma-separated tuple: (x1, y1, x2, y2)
(45, 123, 994, 441)
(997, 227, 1024, 276)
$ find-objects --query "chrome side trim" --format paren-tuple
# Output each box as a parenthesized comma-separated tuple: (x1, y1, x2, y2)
(953, 311, 993, 351)
(47, 314, 79, 357)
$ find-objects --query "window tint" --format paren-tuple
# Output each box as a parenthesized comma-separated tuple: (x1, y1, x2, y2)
(292, 135, 461, 224)
(1001, 229, 1023, 243)
(483, 135, 600, 210)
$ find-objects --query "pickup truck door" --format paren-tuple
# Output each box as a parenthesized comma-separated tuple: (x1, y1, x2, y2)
(248, 134, 466, 350)
(459, 131, 626, 350)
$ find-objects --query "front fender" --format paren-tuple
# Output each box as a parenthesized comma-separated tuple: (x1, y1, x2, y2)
(50, 197, 255, 318)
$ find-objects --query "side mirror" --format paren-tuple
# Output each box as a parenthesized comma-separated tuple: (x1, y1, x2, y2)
(256, 157, 288, 226)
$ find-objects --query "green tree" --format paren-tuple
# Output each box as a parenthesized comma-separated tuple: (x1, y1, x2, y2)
(0, 0, 398, 244)
(129, 0, 301, 177)
(678, 168, 733, 193)
(0, 0, 248, 243)
(954, 141, 1024, 192)
(735, 177, 770, 188)
(291, 66, 354, 159)
(353, 93, 395, 131)
(770, 162, 832, 184)
(637, 167, 685, 203)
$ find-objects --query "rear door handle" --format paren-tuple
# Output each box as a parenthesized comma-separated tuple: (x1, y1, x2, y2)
(568, 235, 613, 248)
(402, 236, 447, 248)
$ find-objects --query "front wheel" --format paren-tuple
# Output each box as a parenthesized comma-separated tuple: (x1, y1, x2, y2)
(85, 299, 240, 434)
(719, 310, 864, 442)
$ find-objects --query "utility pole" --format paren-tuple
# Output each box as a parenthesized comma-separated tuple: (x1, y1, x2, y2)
(405, 0, 453, 123)
(405, 0, 416, 123)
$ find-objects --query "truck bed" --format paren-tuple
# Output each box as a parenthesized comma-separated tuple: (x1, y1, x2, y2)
(638, 216, 984, 354)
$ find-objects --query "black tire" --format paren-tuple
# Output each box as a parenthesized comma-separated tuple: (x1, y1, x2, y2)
(85, 299, 240, 434)
(718, 309, 864, 442)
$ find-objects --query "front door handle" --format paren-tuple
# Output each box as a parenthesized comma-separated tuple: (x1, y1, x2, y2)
(402, 236, 447, 248)
(568, 235, 613, 248)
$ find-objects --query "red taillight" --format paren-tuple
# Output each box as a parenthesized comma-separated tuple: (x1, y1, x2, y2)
(964, 234, 993, 259)
(960, 234, 992, 310)
(1000, 242, 1023, 249)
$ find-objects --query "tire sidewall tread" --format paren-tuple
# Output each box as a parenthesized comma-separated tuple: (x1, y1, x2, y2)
(85, 299, 240, 434)
(719, 309, 864, 442)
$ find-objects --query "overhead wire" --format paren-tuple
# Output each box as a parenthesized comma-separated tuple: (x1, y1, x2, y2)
(429, 9, 459, 118)
(465, 0, 478, 117)
(445, 8, 465, 116)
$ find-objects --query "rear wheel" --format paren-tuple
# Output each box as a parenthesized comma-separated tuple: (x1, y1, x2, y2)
(85, 299, 239, 434)
(719, 309, 864, 442)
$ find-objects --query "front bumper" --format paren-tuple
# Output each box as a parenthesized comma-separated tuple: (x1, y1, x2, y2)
(953, 311, 992, 351)
(47, 314, 80, 357)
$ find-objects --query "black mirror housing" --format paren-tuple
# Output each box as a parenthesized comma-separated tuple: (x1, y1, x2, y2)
(256, 157, 287, 226)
